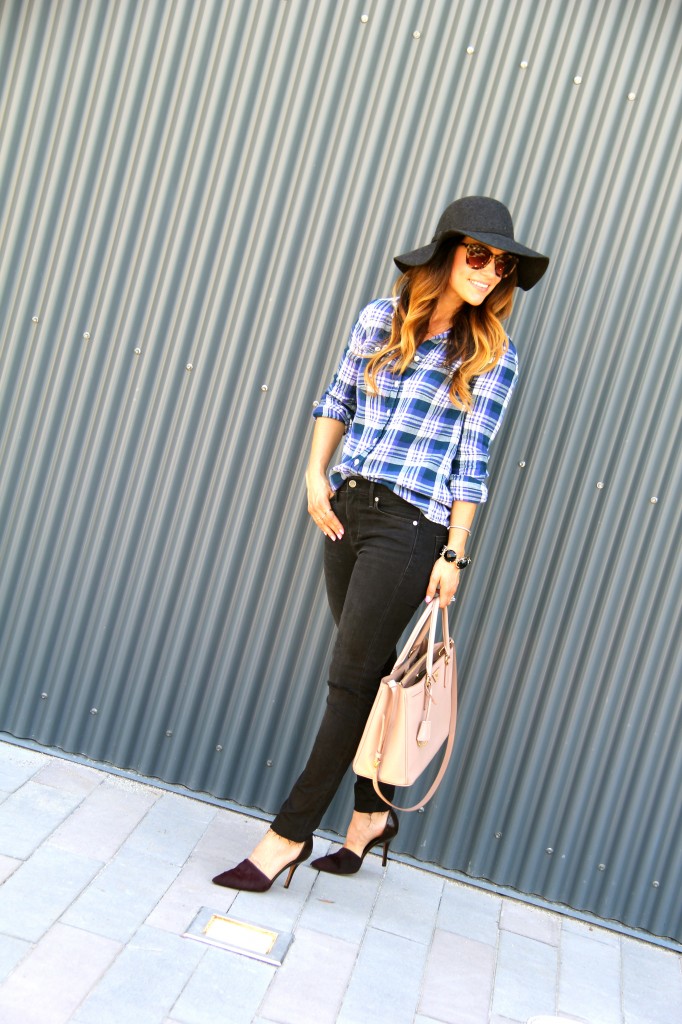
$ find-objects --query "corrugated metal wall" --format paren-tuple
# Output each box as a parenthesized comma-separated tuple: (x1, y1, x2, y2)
(0, 0, 680, 942)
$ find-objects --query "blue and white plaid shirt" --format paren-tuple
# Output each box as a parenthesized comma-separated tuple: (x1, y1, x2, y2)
(313, 298, 518, 526)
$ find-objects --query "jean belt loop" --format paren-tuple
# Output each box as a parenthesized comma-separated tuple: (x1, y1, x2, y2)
(367, 480, 375, 507)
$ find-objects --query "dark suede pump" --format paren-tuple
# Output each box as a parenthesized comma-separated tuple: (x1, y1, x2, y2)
(212, 836, 314, 892)
(311, 809, 399, 875)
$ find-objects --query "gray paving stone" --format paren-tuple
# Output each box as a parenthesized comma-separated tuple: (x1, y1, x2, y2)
(71, 925, 206, 1024)
(125, 792, 216, 865)
(298, 857, 381, 943)
(0, 781, 85, 859)
(492, 930, 558, 1022)
(500, 900, 561, 946)
(372, 861, 444, 945)
(338, 926, 429, 1024)
(145, 851, 234, 934)
(621, 937, 682, 1024)
(415, 1016, 462, 1024)
(0, 934, 32, 984)
(0, 845, 103, 941)
(192, 808, 269, 865)
(227, 858, 319, 936)
(258, 926, 358, 1024)
(61, 845, 181, 942)
(437, 880, 502, 945)
(0, 744, 48, 792)
(32, 758, 105, 796)
(558, 926, 622, 1024)
(419, 928, 496, 1024)
(0, 922, 121, 1024)
(488, 1016, 525, 1024)
(0, 854, 21, 884)
(170, 945, 274, 1024)
(48, 781, 158, 861)
(561, 915, 621, 947)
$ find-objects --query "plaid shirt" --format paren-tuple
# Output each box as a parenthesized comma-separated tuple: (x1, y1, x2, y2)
(313, 298, 518, 526)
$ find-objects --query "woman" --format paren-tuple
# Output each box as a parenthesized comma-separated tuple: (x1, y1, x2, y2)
(212, 196, 549, 892)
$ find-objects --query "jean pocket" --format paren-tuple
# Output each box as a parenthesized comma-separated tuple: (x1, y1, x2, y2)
(372, 490, 420, 524)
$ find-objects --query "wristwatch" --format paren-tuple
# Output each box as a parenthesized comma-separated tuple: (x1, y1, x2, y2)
(440, 547, 472, 570)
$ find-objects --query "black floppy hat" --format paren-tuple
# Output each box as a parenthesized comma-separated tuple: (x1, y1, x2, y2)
(394, 196, 549, 291)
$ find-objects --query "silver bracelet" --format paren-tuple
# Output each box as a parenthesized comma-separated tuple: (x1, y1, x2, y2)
(448, 525, 471, 536)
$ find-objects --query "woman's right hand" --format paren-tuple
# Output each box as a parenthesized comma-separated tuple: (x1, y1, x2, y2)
(306, 470, 344, 541)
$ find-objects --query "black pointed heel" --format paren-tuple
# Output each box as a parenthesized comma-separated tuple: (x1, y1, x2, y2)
(311, 809, 399, 876)
(212, 836, 314, 892)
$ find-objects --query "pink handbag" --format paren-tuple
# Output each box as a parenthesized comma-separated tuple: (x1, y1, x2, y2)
(353, 600, 457, 811)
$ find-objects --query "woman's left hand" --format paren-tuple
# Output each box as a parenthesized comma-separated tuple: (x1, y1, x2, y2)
(425, 558, 461, 609)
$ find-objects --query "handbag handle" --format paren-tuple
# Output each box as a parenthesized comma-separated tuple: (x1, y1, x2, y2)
(395, 600, 450, 678)
(372, 600, 458, 812)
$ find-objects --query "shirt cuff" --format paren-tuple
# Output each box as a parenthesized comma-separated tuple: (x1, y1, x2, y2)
(449, 477, 488, 504)
(312, 400, 351, 427)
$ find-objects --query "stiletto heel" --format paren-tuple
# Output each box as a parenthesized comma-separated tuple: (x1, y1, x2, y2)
(311, 809, 399, 876)
(283, 862, 299, 889)
(213, 836, 314, 892)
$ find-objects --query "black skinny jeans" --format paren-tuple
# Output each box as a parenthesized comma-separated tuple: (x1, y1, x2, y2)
(272, 477, 448, 842)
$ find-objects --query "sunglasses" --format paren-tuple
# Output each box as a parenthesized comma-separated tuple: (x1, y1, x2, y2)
(463, 242, 518, 279)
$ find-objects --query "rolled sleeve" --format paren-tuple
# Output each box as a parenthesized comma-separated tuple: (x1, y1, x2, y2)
(449, 344, 519, 504)
(313, 306, 379, 426)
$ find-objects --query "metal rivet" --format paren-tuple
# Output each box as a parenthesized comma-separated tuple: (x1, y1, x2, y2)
(186, 363, 193, 371)
(261, 384, 268, 392)
(215, 744, 223, 752)
(596, 481, 605, 489)
(32, 315, 40, 323)
(650, 496, 658, 504)
(495, 832, 502, 839)
(266, 760, 273, 767)
(360, 13, 369, 23)
(418, 806, 425, 813)
(574, 75, 583, 85)
(413, 30, 421, 39)
(83, 332, 91, 340)
(652, 880, 660, 888)
(90, 708, 98, 715)
(466, 45, 475, 55)
(134, 347, 141, 355)
(546, 847, 554, 855)
(520, 60, 529, 69)
(518, 460, 526, 468)
(165, 730, 173, 737)
(627, 92, 636, 101)
(598, 863, 606, 871)
(412, 520, 418, 526)
(41, 693, 48, 700)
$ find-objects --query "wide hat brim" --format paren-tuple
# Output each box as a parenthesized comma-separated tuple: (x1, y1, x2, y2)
(394, 196, 549, 291)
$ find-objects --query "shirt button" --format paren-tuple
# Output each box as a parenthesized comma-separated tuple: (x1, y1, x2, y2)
(353, 459, 359, 465)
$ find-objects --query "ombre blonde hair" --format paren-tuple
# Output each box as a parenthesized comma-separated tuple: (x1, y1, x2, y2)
(365, 239, 516, 410)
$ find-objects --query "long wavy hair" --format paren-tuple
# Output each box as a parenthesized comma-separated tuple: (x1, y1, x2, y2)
(365, 237, 516, 410)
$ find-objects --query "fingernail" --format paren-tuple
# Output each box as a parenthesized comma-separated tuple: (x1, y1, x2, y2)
(424, 596, 432, 604)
